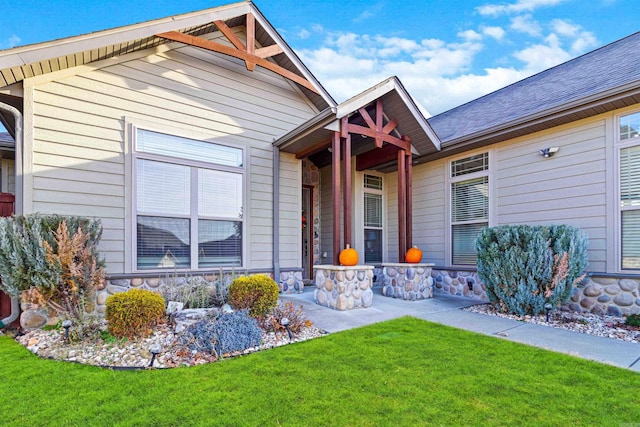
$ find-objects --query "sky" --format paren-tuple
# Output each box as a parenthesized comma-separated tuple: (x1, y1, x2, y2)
(0, 0, 638, 119)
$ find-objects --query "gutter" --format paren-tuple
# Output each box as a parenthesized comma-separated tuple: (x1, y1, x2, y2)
(0, 100, 21, 328)
(272, 146, 280, 283)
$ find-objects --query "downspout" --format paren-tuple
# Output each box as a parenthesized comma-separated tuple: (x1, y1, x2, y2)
(0, 100, 22, 328)
(272, 146, 280, 282)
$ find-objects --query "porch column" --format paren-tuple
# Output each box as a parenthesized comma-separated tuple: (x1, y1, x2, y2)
(405, 142, 413, 250)
(343, 133, 352, 247)
(332, 131, 341, 264)
(398, 148, 407, 262)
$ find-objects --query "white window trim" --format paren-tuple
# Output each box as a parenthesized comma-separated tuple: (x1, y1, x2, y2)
(614, 109, 640, 273)
(353, 170, 387, 264)
(445, 150, 494, 268)
(126, 122, 246, 274)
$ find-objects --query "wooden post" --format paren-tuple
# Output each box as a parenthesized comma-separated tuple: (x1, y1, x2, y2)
(398, 148, 407, 262)
(405, 142, 413, 251)
(332, 131, 341, 265)
(343, 133, 352, 248)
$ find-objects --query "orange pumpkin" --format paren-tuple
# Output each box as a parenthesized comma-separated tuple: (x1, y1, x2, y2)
(405, 246, 423, 263)
(339, 244, 359, 266)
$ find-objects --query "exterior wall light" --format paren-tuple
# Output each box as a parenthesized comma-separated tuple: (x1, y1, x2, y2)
(281, 317, 293, 341)
(544, 303, 553, 322)
(539, 147, 559, 158)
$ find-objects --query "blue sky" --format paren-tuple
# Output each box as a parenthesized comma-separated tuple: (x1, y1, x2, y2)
(0, 0, 638, 117)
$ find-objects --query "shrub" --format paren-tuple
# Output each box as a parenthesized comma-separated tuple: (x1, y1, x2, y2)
(106, 289, 165, 339)
(264, 301, 312, 334)
(213, 310, 262, 354)
(475, 224, 588, 316)
(229, 274, 279, 317)
(626, 314, 640, 327)
(178, 310, 261, 356)
(0, 214, 105, 319)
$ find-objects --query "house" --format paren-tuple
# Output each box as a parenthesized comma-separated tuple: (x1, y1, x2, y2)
(0, 1, 638, 318)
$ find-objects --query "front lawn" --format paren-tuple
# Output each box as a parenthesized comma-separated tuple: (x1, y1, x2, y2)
(1, 316, 638, 426)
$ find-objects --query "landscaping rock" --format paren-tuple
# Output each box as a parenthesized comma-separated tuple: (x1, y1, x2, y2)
(20, 309, 48, 330)
(172, 308, 219, 333)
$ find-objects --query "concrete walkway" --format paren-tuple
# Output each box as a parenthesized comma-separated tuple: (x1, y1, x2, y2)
(281, 286, 640, 372)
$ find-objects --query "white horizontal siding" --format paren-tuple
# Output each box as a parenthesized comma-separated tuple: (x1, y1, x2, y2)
(278, 153, 301, 269)
(494, 118, 607, 271)
(28, 37, 318, 274)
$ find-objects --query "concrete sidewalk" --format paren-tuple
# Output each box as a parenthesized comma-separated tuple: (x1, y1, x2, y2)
(281, 286, 640, 372)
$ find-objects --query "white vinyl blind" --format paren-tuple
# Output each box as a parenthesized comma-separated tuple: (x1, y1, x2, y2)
(364, 193, 382, 228)
(137, 129, 243, 167)
(451, 177, 489, 222)
(136, 159, 190, 216)
(620, 144, 640, 269)
(450, 153, 489, 265)
(198, 169, 243, 219)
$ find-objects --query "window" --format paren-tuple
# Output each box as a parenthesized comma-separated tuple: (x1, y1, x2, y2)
(450, 153, 489, 265)
(134, 129, 244, 270)
(618, 111, 640, 270)
(363, 174, 383, 263)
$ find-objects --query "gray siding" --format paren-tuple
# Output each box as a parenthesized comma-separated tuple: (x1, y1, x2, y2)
(27, 32, 317, 274)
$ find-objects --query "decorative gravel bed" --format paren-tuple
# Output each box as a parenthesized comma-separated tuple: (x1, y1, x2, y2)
(12, 323, 327, 369)
(465, 303, 640, 343)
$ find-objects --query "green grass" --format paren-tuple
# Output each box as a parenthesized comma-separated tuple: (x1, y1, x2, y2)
(1, 316, 639, 426)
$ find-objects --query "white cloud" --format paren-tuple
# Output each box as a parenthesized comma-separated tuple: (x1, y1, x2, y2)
(510, 14, 542, 36)
(297, 28, 311, 39)
(0, 35, 21, 50)
(549, 19, 598, 54)
(550, 19, 579, 37)
(477, 0, 568, 16)
(458, 29, 483, 42)
(513, 33, 572, 72)
(482, 26, 506, 41)
(297, 31, 530, 115)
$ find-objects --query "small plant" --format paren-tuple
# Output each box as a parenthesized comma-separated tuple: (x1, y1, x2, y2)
(229, 274, 279, 317)
(213, 310, 262, 354)
(106, 289, 165, 339)
(68, 313, 105, 342)
(180, 319, 218, 355)
(161, 274, 215, 309)
(626, 314, 640, 327)
(264, 302, 312, 334)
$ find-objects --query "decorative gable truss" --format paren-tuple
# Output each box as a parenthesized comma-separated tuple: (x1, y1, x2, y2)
(157, 13, 319, 94)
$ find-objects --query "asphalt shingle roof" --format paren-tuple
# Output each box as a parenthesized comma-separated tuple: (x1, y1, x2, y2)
(0, 132, 13, 143)
(428, 31, 640, 144)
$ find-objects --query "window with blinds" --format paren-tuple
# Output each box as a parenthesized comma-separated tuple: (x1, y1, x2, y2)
(450, 154, 489, 265)
(363, 174, 383, 263)
(134, 128, 243, 270)
(620, 138, 640, 270)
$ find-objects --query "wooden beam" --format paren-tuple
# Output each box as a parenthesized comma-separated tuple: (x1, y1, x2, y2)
(332, 132, 341, 265)
(157, 31, 319, 94)
(356, 144, 400, 171)
(294, 138, 332, 159)
(343, 134, 352, 247)
(398, 148, 407, 262)
(382, 118, 398, 134)
(343, 123, 410, 151)
(245, 14, 255, 55)
(213, 20, 246, 50)
(255, 44, 284, 58)
(375, 99, 384, 148)
(358, 107, 376, 130)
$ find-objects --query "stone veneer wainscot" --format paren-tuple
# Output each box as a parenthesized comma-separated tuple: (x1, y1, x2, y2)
(381, 263, 435, 300)
(314, 265, 374, 311)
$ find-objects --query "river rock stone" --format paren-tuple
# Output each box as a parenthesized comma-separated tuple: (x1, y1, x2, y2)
(583, 283, 601, 297)
(20, 309, 48, 330)
(619, 279, 639, 292)
(613, 293, 634, 307)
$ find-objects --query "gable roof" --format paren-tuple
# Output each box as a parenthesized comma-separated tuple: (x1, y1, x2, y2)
(425, 31, 640, 159)
(0, 1, 334, 112)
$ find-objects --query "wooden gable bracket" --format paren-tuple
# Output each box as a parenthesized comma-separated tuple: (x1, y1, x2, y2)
(156, 13, 319, 94)
(342, 99, 409, 151)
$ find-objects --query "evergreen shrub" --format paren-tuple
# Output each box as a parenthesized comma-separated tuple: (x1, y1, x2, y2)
(0, 214, 105, 319)
(229, 274, 279, 317)
(213, 310, 262, 354)
(106, 289, 165, 339)
(475, 224, 588, 316)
